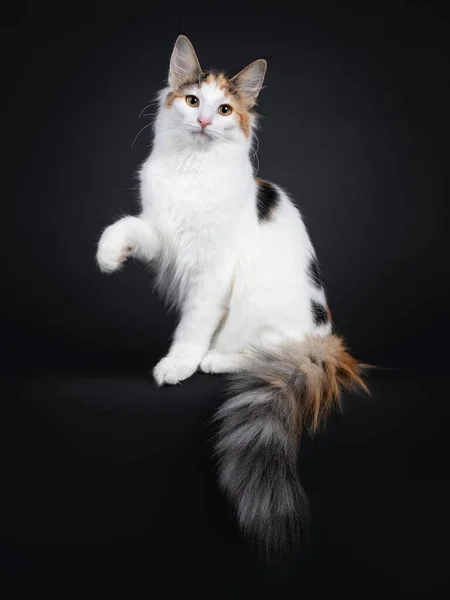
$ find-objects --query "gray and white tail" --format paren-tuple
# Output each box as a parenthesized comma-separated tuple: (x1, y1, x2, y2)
(214, 334, 368, 559)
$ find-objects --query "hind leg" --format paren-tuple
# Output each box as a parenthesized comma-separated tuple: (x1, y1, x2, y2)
(200, 351, 247, 374)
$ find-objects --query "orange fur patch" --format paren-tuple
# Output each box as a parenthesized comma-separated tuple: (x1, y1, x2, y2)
(302, 335, 369, 433)
(235, 105, 251, 137)
(280, 335, 370, 435)
(228, 101, 251, 138)
(165, 91, 183, 108)
(216, 73, 229, 91)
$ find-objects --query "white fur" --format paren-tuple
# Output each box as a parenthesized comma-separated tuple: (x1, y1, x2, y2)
(97, 52, 331, 386)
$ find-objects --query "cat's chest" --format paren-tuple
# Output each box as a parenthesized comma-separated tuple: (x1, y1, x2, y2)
(152, 174, 231, 237)
(152, 166, 239, 206)
(142, 159, 250, 232)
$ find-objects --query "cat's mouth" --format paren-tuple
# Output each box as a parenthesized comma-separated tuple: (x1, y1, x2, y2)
(191, 128, 214, 140)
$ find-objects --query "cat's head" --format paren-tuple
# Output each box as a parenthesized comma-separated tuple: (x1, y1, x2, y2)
(158, 35, 266, 147)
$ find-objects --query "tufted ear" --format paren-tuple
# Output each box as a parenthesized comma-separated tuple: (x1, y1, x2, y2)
(168, 35, 202, 90)
(230, 59, 267, 105)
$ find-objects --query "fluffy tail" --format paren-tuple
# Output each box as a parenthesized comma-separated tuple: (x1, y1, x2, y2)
(214, 334, 368, 559)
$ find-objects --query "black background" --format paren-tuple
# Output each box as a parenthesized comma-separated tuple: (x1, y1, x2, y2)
(3, 0, 450, 596)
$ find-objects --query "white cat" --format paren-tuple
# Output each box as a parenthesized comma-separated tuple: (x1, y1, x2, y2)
(96, 35, 368, 558)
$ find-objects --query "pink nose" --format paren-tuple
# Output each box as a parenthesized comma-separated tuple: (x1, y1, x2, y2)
(198, 117, 212, 129)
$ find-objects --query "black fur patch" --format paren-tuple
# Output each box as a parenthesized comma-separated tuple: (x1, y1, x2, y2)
(256, 180, 280, 222)
(308, 256, 323, 289)
(311, 300, 329, 326)
(179, 71, 211, 91)
(199, 71, 212, 84)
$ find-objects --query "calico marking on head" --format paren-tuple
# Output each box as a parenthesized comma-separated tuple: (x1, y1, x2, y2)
(165, 35, 267, 140)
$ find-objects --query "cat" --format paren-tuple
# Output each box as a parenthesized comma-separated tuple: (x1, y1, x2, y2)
(96, 35, 368, 558)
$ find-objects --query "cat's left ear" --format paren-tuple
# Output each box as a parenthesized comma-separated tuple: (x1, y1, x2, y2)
(169, 35, 202, 90)
(230, 59, 267, 106)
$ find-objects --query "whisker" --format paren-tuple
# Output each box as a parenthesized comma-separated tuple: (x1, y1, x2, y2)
(131, 122, 153, 149)
(251, 132, 260, 176)
(138, 104, 152, 119)
(138, 99, 159, 119)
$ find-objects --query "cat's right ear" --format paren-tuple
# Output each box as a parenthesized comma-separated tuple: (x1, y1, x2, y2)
(169, 35, 202, 90)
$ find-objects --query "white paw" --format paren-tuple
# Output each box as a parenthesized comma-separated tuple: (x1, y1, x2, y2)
(96, 225, 136, 274)
(200, 351, 236, 374)
(153, 356, 199, 386)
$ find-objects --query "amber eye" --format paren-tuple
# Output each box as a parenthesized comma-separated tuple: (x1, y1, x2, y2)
(218, 104, 233, 116)
(185, 95, 199, 107)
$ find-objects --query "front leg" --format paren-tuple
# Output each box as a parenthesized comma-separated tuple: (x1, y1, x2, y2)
(153, 279, 227, 386)
(200, 351, 247, 374)
(96, 215, 160, 273)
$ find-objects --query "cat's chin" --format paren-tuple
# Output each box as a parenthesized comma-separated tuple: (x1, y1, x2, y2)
(189, 129, 216, 143)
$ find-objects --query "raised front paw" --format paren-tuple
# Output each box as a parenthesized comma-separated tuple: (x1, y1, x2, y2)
(153, 356, 199, 386)
(96, 225, 135, 274)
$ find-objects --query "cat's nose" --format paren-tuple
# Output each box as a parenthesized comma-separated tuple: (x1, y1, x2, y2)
(198, 117, 212, 129)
